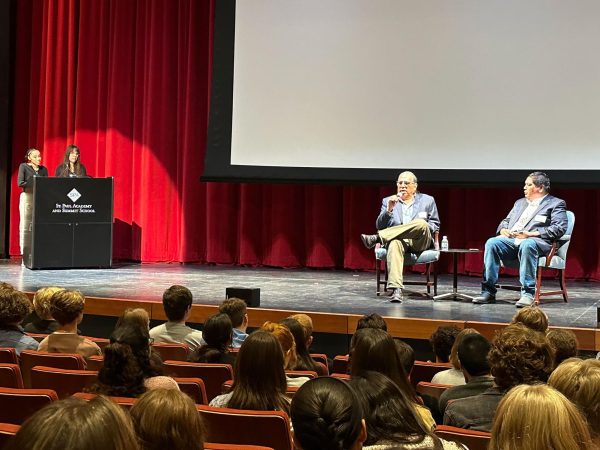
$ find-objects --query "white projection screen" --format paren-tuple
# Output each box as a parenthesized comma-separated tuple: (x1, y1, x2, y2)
(204, 0, 600, 185)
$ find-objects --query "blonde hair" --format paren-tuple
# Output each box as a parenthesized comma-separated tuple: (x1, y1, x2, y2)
(116, 308, 150, 331)
(261, 321, 297, 369)
(50, 289, 85, 325)
(549, 358, 600, 439)
(510, 306, 549, 333)
(32, 287, 63, 320)
(130, 389, 206, 450)
(490, 384, 593, 450)
(449, 328, 479, 370)
(289, 313, 313, 340)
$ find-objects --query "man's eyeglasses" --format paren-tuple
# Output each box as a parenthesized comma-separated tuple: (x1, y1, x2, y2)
(396, 181, 414, 185)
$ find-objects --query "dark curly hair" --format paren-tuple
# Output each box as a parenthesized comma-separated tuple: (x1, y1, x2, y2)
(429, 325, 460, 363)
(0, 287, 32, 325)
(488, 323, 554, 390)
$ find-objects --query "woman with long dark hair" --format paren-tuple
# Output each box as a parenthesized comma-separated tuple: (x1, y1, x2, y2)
(55, 144, 87, 177)
(209, 330, 289, 413)
(189, 312, 236, 366)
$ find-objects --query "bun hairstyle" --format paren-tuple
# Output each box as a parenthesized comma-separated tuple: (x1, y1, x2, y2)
(25, 148, 39, 161)
(291, 377, 364, 450)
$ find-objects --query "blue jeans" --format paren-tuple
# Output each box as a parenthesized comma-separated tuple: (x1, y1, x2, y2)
(482, 236, 539, 298)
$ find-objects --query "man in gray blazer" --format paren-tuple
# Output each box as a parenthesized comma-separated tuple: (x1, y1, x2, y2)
(361, 171, 440, 302)
(473, 171, 567, 307)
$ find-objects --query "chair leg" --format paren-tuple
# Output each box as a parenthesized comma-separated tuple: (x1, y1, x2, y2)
(559, 269, 568, 302)
(534, 267, 543, 305)
(425, 264, 431, 294)
(376, 260, 382, 296)
(433, 263, 438, 296)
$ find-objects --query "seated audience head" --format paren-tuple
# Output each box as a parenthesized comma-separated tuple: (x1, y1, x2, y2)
(393, 338, 415, 377)
(32, 287, 63, 320)
(130, 388, 206, 450)
(449, 328, 480, 371)
(350, 371, 439, 447)
(219, 297, 248, 331)
(429, 325, 460, 363)
(289, 313, 314, 347)
(490, 384, 593, 450)
(6, 395, 139, 450)
(162, 285, 193, 322)
(0, 286, 31, 326)
(350, 328, 413, 399)
(356, 313, 388, 332)
(116, 308, 150, 331)
(510, 306, 549, 333)
(50, 289, 85, 327)
(488, 323, 554, 390)
(189, 312, 233, 363)
(261, 321, 297, 369)
(457, 333, 491, 378)
(547, 328, 579, 367)
(280, 317, 318, 372)
(549, 358, 600, 442)
(291, 377, 366, 450)
(228, 329, 289, 412)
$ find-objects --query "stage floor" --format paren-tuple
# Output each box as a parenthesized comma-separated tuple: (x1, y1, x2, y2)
(1, 259, 598, 329)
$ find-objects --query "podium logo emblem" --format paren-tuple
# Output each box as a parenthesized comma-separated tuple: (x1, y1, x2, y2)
(67, 189, 82, 202)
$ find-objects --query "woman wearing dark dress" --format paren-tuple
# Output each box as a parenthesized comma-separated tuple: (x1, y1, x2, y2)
(54, 144, 88, 177)
(17, 148, 49, 255)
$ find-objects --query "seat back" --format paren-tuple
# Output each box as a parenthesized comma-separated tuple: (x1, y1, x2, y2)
(553, 210, 575, 263)
(151, 342, 190, 361)
(0, 387, 58, 424)
(204, 443, 273, 450)
(332, 355, 349, 375)
(0, 364, 24, 389)
(30, 366, 98, 399)
(416, 381, 452, 400)
(85, 355, 104, 371)
(410, 361, 452, 388)
(164, 361, 234, 402)
(173, 377, 208, 404)
(0, 422, 20, 449)
(197, 405, 293, 450)
(0, 348, 18, 365)
(72, 392, 137, 410)
(19, 350, 87, 388)
(285, 370, 317, 379)
(434, 425, 491, 450)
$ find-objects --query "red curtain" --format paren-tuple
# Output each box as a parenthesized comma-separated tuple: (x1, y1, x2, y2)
(9, 0, 600, 281)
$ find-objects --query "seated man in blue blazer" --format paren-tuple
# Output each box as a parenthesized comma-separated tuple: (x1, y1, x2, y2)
(473, 171, 567, 307)
(361, 171, 440, 303)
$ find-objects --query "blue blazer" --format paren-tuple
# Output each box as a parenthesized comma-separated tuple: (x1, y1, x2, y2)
(496, 195, 568, 254)
(376, 192, 440, 235)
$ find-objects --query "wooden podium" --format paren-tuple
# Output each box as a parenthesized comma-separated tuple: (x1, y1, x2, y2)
(22, 177, 113, 269)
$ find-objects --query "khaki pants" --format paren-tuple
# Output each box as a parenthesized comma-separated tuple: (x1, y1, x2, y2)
(379, 219, 432, 289)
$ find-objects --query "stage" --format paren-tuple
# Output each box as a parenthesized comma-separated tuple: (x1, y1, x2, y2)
(1, 259, 598, 330)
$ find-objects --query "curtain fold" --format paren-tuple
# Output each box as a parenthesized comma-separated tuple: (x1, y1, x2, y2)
(9, 0, 599, 282)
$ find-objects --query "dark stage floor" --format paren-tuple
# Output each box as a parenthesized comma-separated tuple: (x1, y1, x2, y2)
(1, 259, 599, 329)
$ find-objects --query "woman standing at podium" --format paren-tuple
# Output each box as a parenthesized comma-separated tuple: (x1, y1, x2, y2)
(54, 144, 87, 177)
(17, 148, 48, 255)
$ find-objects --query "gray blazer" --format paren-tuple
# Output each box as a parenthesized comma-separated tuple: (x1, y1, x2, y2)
(376, 192, 440, 235)
(497, 195, 567, 254)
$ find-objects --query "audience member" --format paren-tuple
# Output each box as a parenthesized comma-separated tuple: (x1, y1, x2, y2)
(280, 317, 322, 374)
(351, 371, 463, 449)
(490, 384, 594, 450)
(6, 395, 139, 450)
(130, 388, 206, 450)
(219, 297, 248, 348)
(509, 305, 549, 333)
(115, 307, 150, 330)
(439, 333, 493, 415)
(291, 377, 366, 450)
(289, 313, 314, 349)
(356, 313, 388, 331)
(23, 286, 62, 333)
(431, 328, 479, 386)
(443, 323, 554, 431)
(547, 328, 579, 367)
(549, 358, 600, 445)
(262, 321, 311, 387)
(188, 312, 236, 366)
(37, 289, 101, 358)
(394, 338, 415, 378)
(429, 325, 460, 363)
(210, 330, 290, 413)
(150, 285, 204, 351)
(90, 324, 178, 397)
(350, 328, 435, 430)
(0, 283, 39, 354)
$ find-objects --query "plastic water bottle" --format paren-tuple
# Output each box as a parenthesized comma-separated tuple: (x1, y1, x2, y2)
(441, 236, 449, 251)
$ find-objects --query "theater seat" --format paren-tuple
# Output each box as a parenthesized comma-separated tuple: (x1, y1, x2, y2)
(0, 422, 20, 448)
(434, 425, 491, 450)
(72, 392, 137, 410)
(416, 381, 453, 400)
(204, 444, 273, 450)
(30, 366, 98, 399)
(164, 361, 233, 402)
(0, 387, 58, 424)
(173, 377, 208, 404)
(19, 350, 86, 388)
(0, 348, 18, 365)
(409, 361, 452, 388)
(151, 342, 189, 361)
(0, 364, 24, 389)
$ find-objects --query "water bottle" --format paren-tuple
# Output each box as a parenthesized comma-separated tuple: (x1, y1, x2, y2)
(441, 236, 449, 251)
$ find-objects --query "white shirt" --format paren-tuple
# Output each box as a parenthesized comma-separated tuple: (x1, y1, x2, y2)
(149, 322, 205, 351)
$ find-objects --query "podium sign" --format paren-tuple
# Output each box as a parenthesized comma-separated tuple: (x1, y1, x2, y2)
(23, 177, 114, 269)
